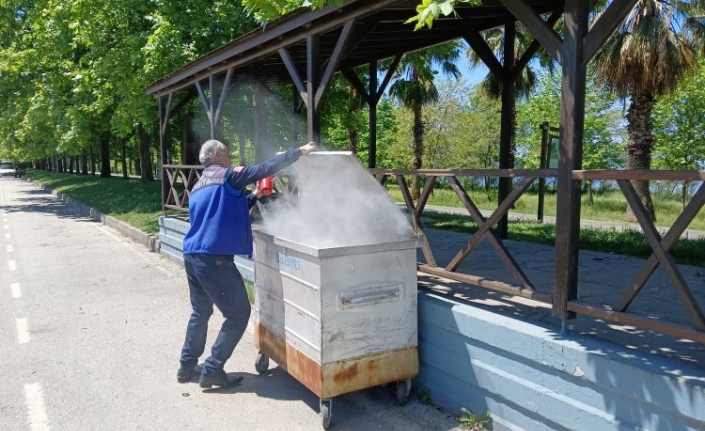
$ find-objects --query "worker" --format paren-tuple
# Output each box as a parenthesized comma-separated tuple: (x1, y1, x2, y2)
(177, 139, 317, 388)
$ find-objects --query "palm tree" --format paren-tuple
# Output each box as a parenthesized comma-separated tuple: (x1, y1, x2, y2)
(466, 24, 542, 176)
(594, 0, 705, 222)
(388, 41, 462, 199)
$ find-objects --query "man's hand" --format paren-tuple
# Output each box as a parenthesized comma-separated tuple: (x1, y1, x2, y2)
(299, 141, 317, 155)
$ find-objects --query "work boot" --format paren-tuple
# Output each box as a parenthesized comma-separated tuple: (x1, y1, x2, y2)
(177, 364, 202, 383)
(199, 371, 243, 388)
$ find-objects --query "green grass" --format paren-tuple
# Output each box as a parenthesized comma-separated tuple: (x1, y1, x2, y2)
(387, 185, 705, 231)
(24, 170, 705, 266)
(26, 170, 178, 235)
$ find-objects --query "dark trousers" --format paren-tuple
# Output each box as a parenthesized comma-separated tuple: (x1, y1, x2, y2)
(180, 254, 251, 376)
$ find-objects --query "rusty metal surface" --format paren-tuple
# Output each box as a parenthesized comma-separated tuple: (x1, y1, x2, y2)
(255, 322, 418, 399)
(254, 323, 287, 373)
(320, 346, 418, 399)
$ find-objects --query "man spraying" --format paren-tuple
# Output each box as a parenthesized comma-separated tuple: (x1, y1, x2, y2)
(177, 139, 317, 388)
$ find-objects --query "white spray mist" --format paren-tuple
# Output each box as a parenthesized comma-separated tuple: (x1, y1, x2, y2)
(261, 151, 416, 248)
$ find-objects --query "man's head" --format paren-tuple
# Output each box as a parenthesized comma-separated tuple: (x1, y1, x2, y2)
(199, 139, 232, 168)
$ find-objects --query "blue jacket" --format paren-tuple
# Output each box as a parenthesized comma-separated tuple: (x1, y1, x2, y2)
(182, 147, 302, 256)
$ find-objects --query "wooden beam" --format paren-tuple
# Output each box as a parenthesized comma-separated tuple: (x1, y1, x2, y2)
(447, 176, 534, 291)
(341, 67, 372, 105)
(617, 180, 705, 330)
(499, 0, 563, 65)
(615, 182, 705, 312)
(572, 169, 705, 181)
(419, 264, 551, 304)
(369, 61, 378, 169)
(497, 21, 516, 240)
(375, 54, 402, 102)
(582, 0, 637, 65)
(146, 0, 402, 96)
(214, 68, 234, 127)
(396, 174, 437, 267)
(567, 301, 705, 344)
(553, 0, 589, 321)
(463, 29, 504, 79)
(209, 75, 217, 138)
(446, 176, 535, 271)
(315, 19, 356, 110)
(511, 10, 562, 82)
(279, 48, 307, 106)
(159, 95, 171, 209)
(195, 80, 211, 124)
(306, 34, 321, 143)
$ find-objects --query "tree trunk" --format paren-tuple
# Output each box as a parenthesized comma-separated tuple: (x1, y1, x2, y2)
(347, 85, 360, 154)
(625, 90, 656, 222)
(137, 124, 154, 182)
(586, 180, 594, 204)
(253, 85, 269, 162)
(682, 181, 689, 209)
(347, 129, 358, 154)
(182, 112, 199, 165)
(411, 102, 424, 200)
(100, 134, 111, 178)
(90, 146, 96, 176)
(121, 138, 128, 179)
(80, 153, 88, 175)
(238, 131, 247, 165)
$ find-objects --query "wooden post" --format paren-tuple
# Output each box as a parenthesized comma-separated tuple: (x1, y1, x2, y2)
(553, 0, 589, 320)
(538, 121, 549, 222)
(159, 95, 171, 209)
(369, 61, 378, 169)
(306, 34, 321, 143)
(498, 22, 516, 240)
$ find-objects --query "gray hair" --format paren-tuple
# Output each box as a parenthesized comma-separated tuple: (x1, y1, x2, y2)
(199, 139, 227, 166)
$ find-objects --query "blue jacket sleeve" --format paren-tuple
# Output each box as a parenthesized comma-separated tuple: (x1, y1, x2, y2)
(225, 147, 302, 189)
(246, 192, 258, 209)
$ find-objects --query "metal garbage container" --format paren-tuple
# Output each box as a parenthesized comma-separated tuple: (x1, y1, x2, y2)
(251, 152, 419, 429)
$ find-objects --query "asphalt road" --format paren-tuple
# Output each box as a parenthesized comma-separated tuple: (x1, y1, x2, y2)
(0, 178, 464, 431)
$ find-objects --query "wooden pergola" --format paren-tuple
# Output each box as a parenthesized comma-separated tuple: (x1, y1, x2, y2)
(146, 0, 705, 344)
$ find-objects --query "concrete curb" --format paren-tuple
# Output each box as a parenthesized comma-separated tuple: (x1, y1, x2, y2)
(30, 179, 161, 253)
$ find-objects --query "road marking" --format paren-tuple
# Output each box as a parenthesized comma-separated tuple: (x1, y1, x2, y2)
(4, 233, 9, 240)
(12, 282, 21, 298)
(16, 318, 30, 344)
(2, 218, 7, 223)
(9, 260, 17, 271)
(7, 244, 13, 252)
(24, 382, 50, 431)
(3, 224, 8, 230)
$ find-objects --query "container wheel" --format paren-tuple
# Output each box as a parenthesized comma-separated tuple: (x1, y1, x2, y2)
(255, 351, 269, 374)
(320, 399, 332, 429)
(396, 380, 411, 406)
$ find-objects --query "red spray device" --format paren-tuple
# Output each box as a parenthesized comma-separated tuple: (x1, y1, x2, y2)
(259, 176, 273, 196)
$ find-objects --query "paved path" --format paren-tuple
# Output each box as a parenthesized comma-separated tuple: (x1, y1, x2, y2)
(0, 177, 463, 431)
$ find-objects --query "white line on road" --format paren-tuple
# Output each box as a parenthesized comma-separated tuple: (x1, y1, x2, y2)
(8, 260, 17, 271)
(2, 218, 7, 223)
(4, 233, 9, 240)
(24, 382, 51, 431)
(7, 244, 13, 252)
(16, 317, 30, 344)
(3, 224, 8, 230)
(11, 282, 21, 298)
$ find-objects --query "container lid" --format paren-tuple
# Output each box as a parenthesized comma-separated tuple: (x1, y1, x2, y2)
(260, 151, 418, 250)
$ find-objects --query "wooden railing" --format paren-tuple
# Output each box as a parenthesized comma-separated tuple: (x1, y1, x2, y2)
(161, 164, 705, 344)
(162, 164, 202, 212)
